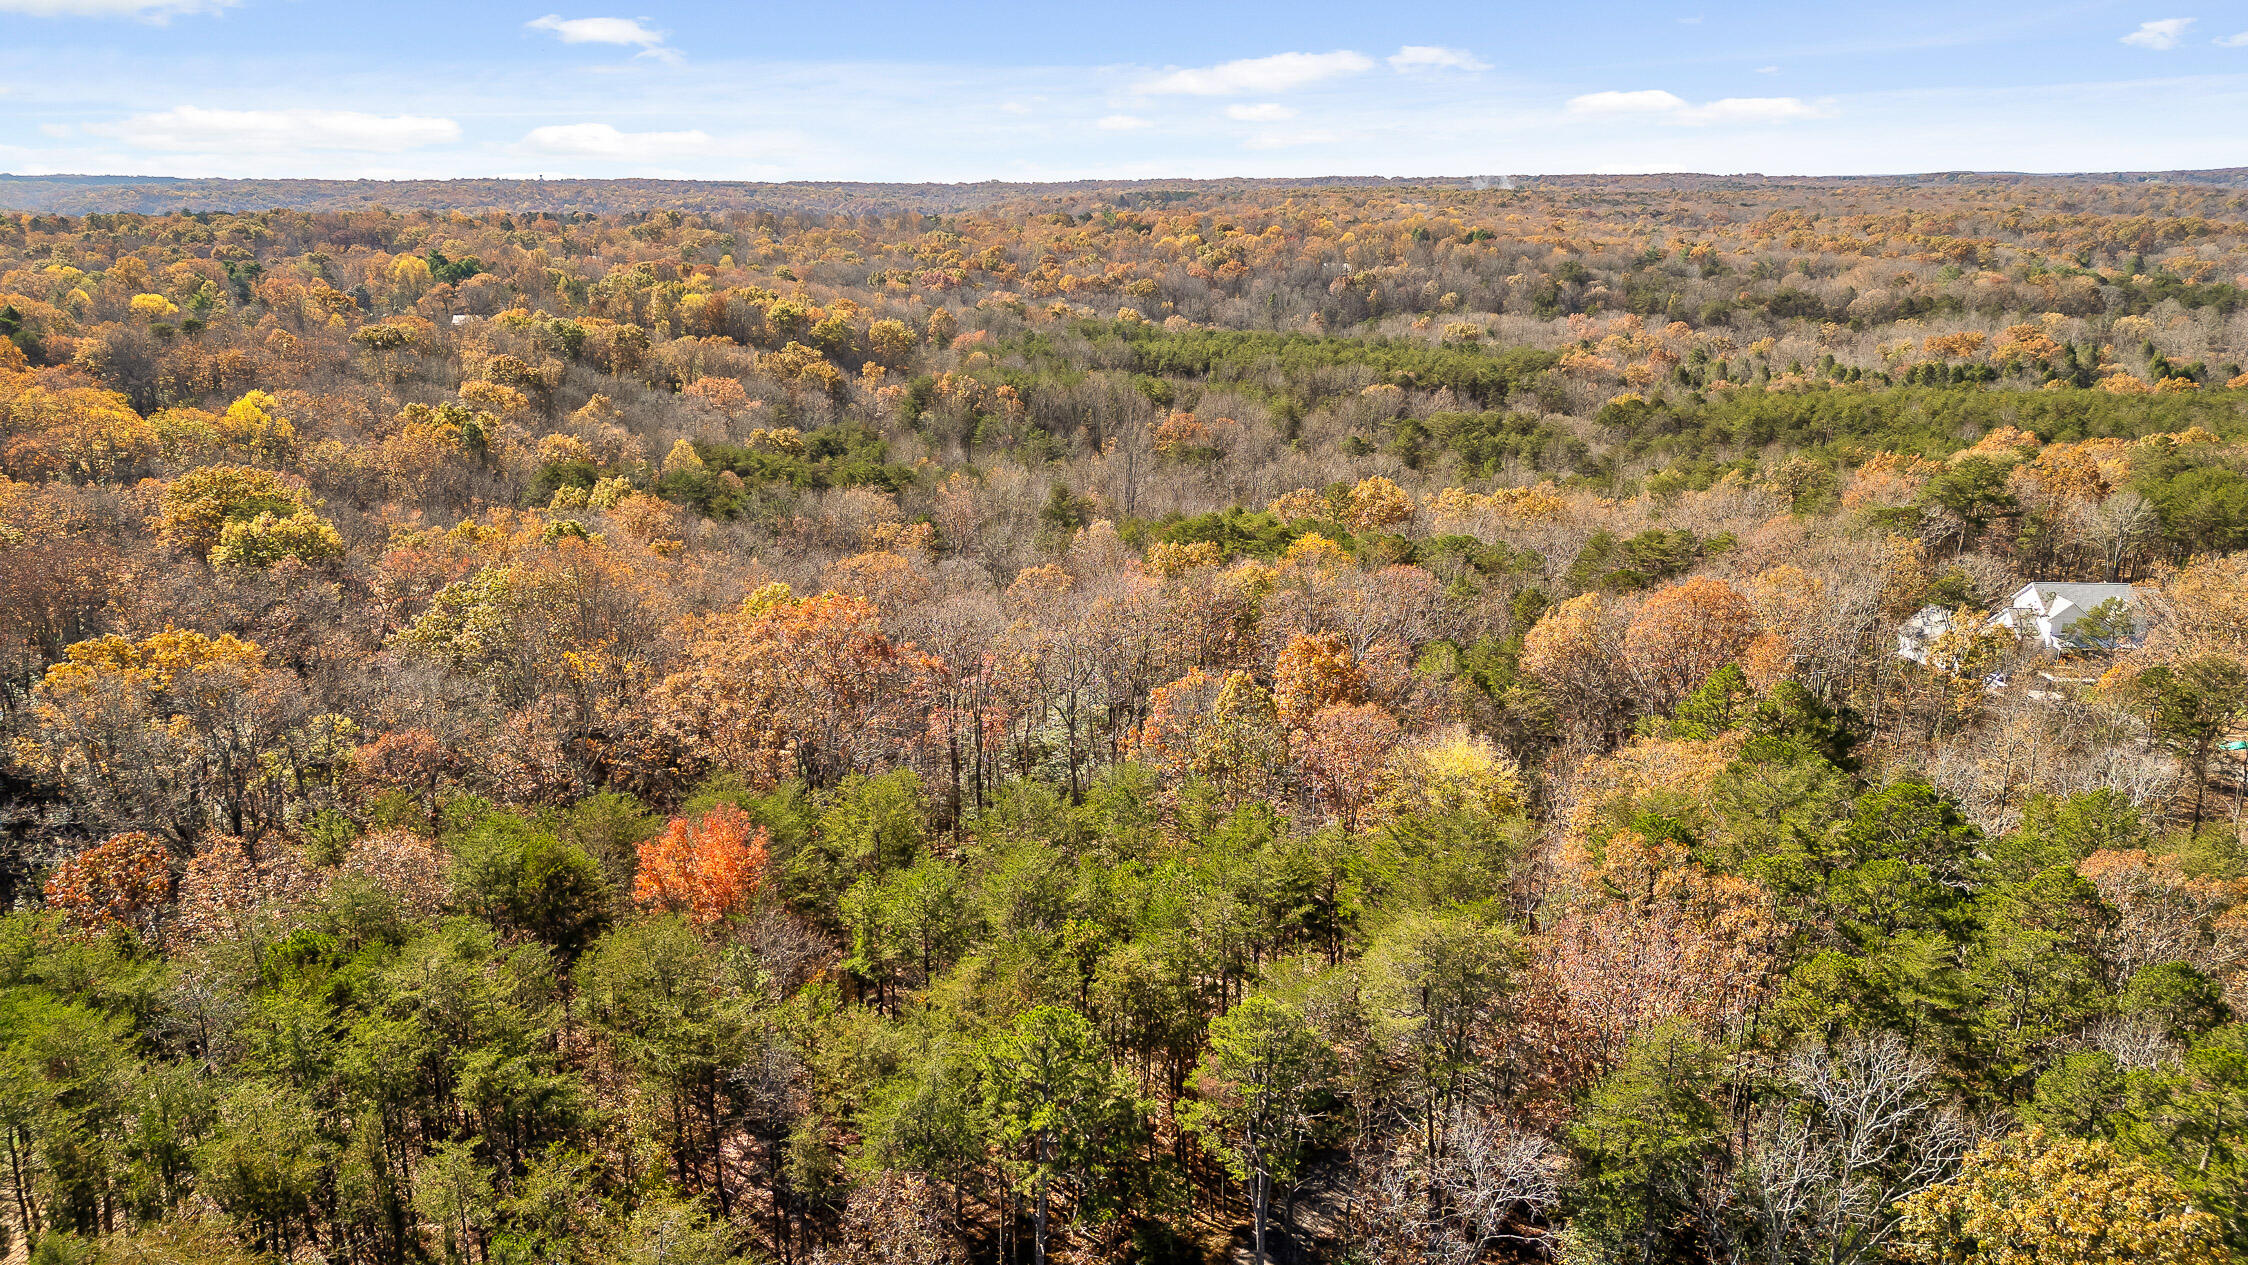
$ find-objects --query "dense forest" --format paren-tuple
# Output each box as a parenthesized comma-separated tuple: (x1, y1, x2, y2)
(0, 173, 2246, 1265)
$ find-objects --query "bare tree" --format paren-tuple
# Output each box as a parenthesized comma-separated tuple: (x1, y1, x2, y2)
(2075, 491, 2159, 581)
(1349, 1112, 1559, 1265)
(2083, 1016, 2180, 1074)
(1432, 1111, 1562, 1262)
(1726, 1034, 1975, 1265)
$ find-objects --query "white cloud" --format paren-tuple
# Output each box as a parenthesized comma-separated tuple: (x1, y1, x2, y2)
(1567, 89, 1691, 115)
(1388, 45, 1488, 73)
(522, 122, 710, 158)
(0, 0, 233, 16)
(39, 122, 74, 138)
(2216, 29, 2248, 46)
(2121, 18, 2193, 49)
(92, 107, 461, 152)
(1096, 114, 1151, 130)
(1225, 102, 1298, 122)
(1137, 50, 1374, 96)
(1243, 129, 1339, 150)
(1693, 96, 1826, 123)
(1567, 89, 1828, 125)
(526, 14, 676, 60)
(1756, 65, 1781, 74)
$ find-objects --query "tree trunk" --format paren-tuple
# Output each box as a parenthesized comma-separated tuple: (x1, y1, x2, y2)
(705, 1081, 731, 1218)
(7, 1130, 38, 1241)
(1252, 1169, 1269, 1265)
(1033, 1168, 1049, 1265)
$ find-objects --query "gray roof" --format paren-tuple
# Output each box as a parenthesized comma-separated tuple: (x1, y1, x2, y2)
(2021, 583, 2139, 607)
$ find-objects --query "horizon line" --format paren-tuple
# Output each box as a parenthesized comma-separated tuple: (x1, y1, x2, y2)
(5, 168, 2248, 187)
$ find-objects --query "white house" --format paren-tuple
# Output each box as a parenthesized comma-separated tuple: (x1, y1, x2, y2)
(1993, 582, 2142, 653)
(1898, 581, 2143, 665)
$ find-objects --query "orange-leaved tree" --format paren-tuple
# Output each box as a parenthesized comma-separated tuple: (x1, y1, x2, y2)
(44, 831, 175, 939)
(1272, 631, 1365, 730)
(1291, 702, 1399, 831)
(1622, 578, 1760, 712)
(634, 802, 770, 925)
(1135, 668, 1287, 806)
(654, 585, 934, 789)
(1521, 592, 1635, 753)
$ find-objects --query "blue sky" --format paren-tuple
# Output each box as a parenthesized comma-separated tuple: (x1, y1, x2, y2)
(1, 0, 2245, 180)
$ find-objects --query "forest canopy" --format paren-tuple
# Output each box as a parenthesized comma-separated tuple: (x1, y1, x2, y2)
(0, 172, 2245, 1265)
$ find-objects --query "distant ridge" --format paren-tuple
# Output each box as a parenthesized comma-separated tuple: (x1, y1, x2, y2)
(2, 169, 2244, 216)
(0, 174, 1417, 217)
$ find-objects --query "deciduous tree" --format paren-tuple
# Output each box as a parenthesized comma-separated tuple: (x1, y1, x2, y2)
(1893, 1128, 2225, 1265)
(635, 802, 770, 926)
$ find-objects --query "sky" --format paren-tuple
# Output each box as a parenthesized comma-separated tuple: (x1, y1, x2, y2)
(0, 0, 2246, 181)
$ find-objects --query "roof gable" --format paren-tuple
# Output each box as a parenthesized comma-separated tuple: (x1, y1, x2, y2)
(2011, 582, 2139, 615)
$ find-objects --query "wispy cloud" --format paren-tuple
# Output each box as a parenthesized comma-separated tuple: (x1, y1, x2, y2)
(1096, 114, 1150, 130)
(522, 122, 709, 158)
(90, 106, 461, 152)
(1225, 103, 1298, 122)
(1243, 129, 1339, 150)
(1137, 51, 1374, 96)
(2121, 18, 2193, 49)
(1694, 96, 1828, 123)
(0, 0, 233, 17)
(527, 14, 678, 62)
(1567, 89, 1829, 124)
(1568, 89, 1692, 114)
(2215, 28, 2248, 46)
(1388, 45, 1488, 73)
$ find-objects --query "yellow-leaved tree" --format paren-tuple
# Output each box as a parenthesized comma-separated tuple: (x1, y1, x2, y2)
(1893, 1128, 2225, 1265)
(159, 463, 339, 567)
(25, 628, 318, 845)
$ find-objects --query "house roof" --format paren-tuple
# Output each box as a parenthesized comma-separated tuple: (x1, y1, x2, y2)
(2012, 582, 2139, 615)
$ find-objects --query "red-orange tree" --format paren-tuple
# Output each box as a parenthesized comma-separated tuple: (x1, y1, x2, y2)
(44, 831, 174, 939)
(1292, 702, 1399, 831)
(634, 802, 770, 925)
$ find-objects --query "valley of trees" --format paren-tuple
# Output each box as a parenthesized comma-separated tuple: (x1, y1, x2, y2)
(0, 173, 2246, 1264)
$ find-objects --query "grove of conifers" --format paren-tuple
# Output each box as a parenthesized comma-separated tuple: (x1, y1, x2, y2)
(1, 173, 2247, 1265)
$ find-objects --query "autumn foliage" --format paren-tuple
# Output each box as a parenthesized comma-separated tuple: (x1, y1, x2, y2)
(1894, 1129, 2226, 1265)
(633, 802, 770, 925)
(656, 587, 933, 790)
(42, 830, 173, 938)
(0, 175, 2245, 1265)
(1622, 577, 1761, 710)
